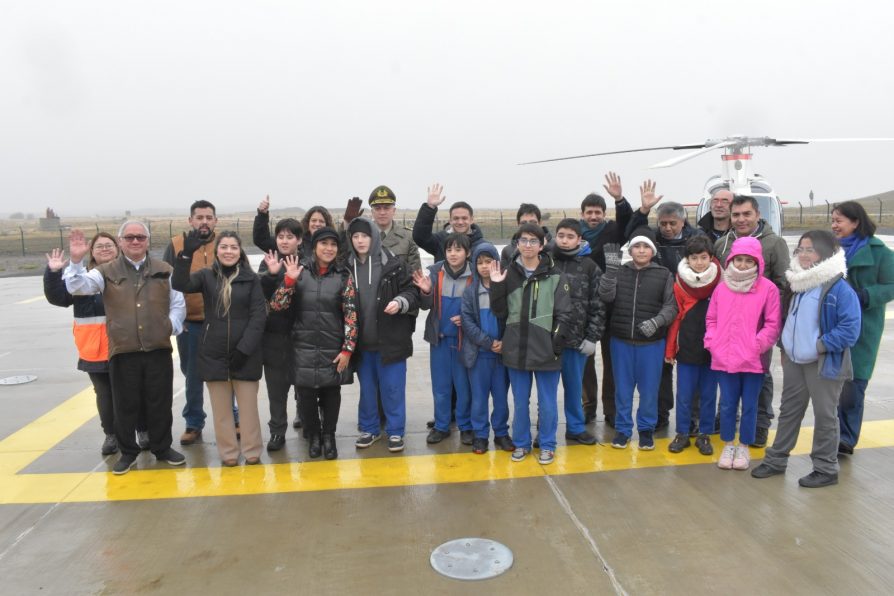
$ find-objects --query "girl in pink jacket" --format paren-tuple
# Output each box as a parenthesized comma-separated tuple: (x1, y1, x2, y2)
(705, 236, 781, 471)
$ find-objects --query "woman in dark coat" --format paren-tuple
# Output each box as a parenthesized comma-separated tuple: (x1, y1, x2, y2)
(172, 231, 267, 466)
(270, 227, 358, 460)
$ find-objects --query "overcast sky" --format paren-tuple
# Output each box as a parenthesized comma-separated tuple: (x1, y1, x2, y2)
(2, 0, 893, 217)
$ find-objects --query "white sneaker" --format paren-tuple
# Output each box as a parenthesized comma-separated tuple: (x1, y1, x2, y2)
(538, 450, 555, 465)
(718, 443, 736, 469)
(732, 444, 751, 470)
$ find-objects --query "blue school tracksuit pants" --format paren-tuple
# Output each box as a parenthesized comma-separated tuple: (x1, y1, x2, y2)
(610, 337, 665, 437)
(561, 348, 588, 435)
(430, 337, 472, 433)
(507, 367, 560, 451)
(469, 354, 510, 440)
(675, 363, 718, 436)
(357, 351, 407, 438)
(718, 371, 764, 445)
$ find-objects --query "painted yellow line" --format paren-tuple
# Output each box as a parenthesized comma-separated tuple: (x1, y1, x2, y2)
(1, 419, 892, 505)
(15, 295, 45, 305)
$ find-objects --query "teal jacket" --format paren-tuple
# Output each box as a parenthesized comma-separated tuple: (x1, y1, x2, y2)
(491, 253, 572, 372)
(846, 236, 894, 379)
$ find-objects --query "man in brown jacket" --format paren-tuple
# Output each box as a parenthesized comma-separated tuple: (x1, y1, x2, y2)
(65, 222, 186, 474)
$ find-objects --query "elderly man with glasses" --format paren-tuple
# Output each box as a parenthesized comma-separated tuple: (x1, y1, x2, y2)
(64, 221, 187, 475)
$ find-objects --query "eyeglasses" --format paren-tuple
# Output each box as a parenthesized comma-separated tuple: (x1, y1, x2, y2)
(93, 243, 117, 250)
(121, 235, 148, 243)
(517, 238, 541, 246)
(793, 247, 817, 255)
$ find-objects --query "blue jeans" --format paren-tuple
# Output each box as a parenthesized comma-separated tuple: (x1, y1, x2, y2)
(676, 363, 718, 435)
(838, 378, 869, 448)
(430, 338, 471, 433)
(610, 337, 665, 437)
(469, 354, 510, 439)
(561, 348, 588, 435)
(177, 321, 207, 430)
(508, 367, 560, 451)
(357, 351, 407, 437)
(718, 371, 763, 444)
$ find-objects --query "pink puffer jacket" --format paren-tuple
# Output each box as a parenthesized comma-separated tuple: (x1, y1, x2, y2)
(704, 237, 782, 374)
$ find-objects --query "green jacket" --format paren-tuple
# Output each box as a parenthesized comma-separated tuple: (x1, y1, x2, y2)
(845, 236, 894, 379)
(491, 254, 572, 372)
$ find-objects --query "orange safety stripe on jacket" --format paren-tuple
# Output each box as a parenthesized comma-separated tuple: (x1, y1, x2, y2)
(72, 316, 109, 362)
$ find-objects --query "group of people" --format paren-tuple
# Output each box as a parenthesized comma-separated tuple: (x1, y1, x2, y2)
(45, 174, 893, 487)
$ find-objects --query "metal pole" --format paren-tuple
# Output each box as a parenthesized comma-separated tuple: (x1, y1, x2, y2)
(879, 198, 884, 223)
(20, 227, 25, 257)
(499, 212, 503, 238)
(825, 200, 831, 222)
(236, 218, 240, 235)
(799, 202, 803, 224)
(59, 227, 64, 249)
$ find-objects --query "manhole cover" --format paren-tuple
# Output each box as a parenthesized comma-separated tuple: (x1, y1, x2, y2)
(430, 538, 513, 580)
(0, 375, 37, 385)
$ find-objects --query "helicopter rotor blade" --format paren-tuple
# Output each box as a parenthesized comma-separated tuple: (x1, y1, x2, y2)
(518, 143, 707, 165)
(648, 141, 737, 168)
(771, 137, 894, 145)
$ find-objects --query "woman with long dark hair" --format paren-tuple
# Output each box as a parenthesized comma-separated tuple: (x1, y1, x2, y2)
(172, 231, 267, 466)
(829, 201, 894, 455)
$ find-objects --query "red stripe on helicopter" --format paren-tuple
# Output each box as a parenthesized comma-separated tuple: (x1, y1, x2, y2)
(721, 154, 752, 160)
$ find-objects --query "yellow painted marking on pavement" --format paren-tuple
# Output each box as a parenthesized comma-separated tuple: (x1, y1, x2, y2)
(0, 381, 893, 503)
(15, 295, 45, 305)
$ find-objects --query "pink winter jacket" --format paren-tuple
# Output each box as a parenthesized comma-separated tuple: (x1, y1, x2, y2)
(704, 236, 782, 374)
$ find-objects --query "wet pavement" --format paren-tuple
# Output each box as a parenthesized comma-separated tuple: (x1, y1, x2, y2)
(1, 239, 894, 594)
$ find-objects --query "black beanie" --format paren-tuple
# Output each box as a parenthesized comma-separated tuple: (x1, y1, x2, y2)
(311, 226, 340, 248)
(347, 218, 373, 237)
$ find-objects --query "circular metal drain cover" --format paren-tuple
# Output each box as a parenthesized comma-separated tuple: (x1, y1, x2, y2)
(0, 375, 37, 385)
(430, 538, 513, 580)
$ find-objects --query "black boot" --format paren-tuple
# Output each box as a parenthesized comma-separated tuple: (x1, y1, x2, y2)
(308, 434, 322, 459)
(322, 433, 338, 460)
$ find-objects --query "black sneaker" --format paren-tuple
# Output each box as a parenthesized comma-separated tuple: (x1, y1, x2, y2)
(611, 432, 630, 449)
(838, 442, 854, 455)
(668, 434, 691, 453)
(267, 434, 286, 452)
(750, 426, 769, 448)
(751, 463, 785, 479)
(387, 435, 405, 452)
(355, 432, 380, 449)
(157, 448, 186, 466)
(426, 429, 450, 444)
(565, 431, 597, 445)
(493, 435, 515, 452)
(695, 434, 714, 456)
(798, 470, 838, 488)
(472, 438, 488, 454)
(638, 430, 655, 450)
(460, 430, 474, 445)
(112, 454, 137, 475)
(101, 434, 119, 456)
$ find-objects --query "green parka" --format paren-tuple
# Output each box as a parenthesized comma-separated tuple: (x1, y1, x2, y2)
(845, 236, 894, 379)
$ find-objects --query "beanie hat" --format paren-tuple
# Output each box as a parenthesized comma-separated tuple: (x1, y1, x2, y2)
(347, 218, 373, 237)
(311, 226, 340, 248)
(628, 235, 657, 256)
(369, 185, 397, 206)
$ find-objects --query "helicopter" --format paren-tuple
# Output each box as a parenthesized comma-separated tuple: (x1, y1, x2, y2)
(521, 135, 894, 235)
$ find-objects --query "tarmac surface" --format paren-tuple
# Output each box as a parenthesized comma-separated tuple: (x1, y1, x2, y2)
(1, 238, 893, 595)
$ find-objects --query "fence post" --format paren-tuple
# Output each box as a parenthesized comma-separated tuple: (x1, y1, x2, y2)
(59, 227, 64, 249)
(20, 227, 25, 257)
(879, 198, 884, 224)
(499, 212, 503, 238)
(236, 218, 240, 235)
(799, 202, 803, 224)
(169, 221, 173, 239)
(147, 221, 152, 250)
(825, 200, 831, 222)
(95, 223, 100, 234)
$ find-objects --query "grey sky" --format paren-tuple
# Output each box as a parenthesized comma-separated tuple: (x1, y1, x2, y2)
(2, 0, 893, 217)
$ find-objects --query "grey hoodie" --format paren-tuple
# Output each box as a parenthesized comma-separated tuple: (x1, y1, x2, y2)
(347, 217, 387, 350)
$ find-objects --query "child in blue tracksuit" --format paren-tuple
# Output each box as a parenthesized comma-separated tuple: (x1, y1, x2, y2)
(414, 233, 474, 445)
(461, 243, 514, 454)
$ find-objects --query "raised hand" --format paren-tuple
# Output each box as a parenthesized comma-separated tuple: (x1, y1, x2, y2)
(283, 254, 304, 280)
(258, 195, 270, 213)
(263, 250, 282, 275)
(46, 248, 67, 272)
(639, 179, 664, 214)
(488, 259, 506, 283)
(603, 243, 622, 274)
(426, 183, 446, 209)
(344, 196, 364, 225)
(68, 229, 89, 264)
(383, 300, 400, 315)
(603, 171, 623, 201)
(182, 230, 204, 255)
(412, 269, 432, 294)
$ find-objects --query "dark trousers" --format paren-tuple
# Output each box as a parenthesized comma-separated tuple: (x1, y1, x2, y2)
(600, 335, 616, 421)
(109, 349, 174, 457)
(757, 370, 776, 430)
(658, 362, 675, 424)
(87, 372, 115, 435)
(263, 334, 297, 436)
(298, 385, 341, 436)
(582, 353, 598, 417)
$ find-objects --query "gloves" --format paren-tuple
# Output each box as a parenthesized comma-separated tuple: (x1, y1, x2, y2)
(182, 230, 204, 256)
(229, 350, 249, 371)
(578, 339, 598, 356)
(602, 243, 621, 274)
(637, 318, 660, 339)
(344, 196, 364, 225)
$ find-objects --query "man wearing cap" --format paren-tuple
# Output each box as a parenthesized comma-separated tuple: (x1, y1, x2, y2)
(343, 186, 421, 272)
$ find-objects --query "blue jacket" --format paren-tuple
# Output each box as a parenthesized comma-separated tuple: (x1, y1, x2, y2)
(419, 260, 473, 347)
(461, 243, 505, 368)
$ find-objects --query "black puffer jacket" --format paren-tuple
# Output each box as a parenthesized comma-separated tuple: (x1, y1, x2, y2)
(550, 244, 606, 348)
(598, 261, 676, 342)
(269, 257, 358, 389)
(172, 259, 267, 381)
